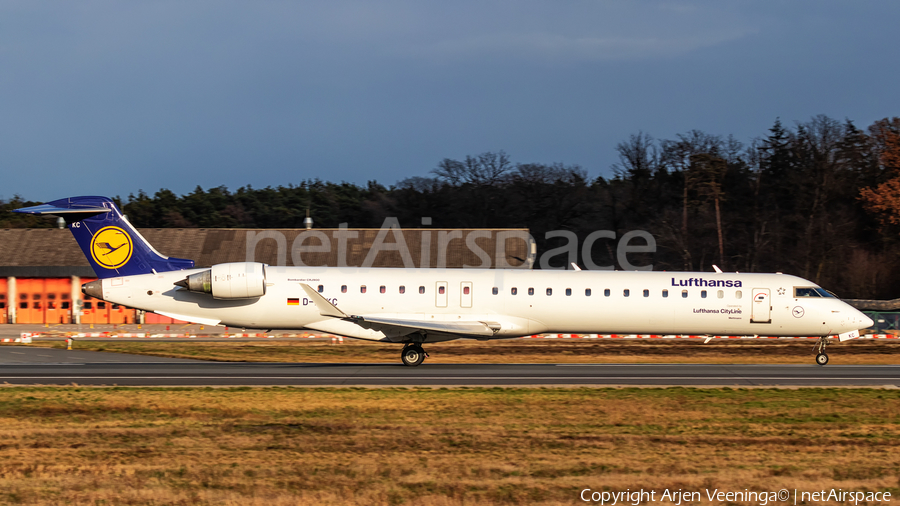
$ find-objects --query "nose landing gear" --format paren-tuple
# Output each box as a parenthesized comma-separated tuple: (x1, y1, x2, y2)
(814, 336, 829, 366)
(401, 343, 428, 367)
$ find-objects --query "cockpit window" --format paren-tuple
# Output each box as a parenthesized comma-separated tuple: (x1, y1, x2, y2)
(794, 287, 835, 298)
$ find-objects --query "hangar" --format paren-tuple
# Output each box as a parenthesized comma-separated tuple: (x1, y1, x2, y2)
(0, 226, 534, 324)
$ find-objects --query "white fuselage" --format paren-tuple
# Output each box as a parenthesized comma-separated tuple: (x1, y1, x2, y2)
(93, 267, 872, 342)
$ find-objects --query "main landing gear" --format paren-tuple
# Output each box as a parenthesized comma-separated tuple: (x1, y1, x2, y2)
(814, 336, 829, 366)
(401, 343, 428, 367)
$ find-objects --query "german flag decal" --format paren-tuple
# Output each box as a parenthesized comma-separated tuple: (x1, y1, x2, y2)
(287, 298, 300, 305)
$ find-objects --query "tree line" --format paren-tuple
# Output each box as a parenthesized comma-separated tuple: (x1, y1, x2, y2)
(3, 114, 899, 299)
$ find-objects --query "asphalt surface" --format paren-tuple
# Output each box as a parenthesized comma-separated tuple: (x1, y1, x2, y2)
(0, 346, 898, 386)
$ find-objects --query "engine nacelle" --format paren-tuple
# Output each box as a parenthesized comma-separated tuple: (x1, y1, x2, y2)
(175, 262, 267, 299)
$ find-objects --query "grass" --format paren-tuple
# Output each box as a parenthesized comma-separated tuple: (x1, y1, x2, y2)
(26, 338, 900, 364)
(0, 387, 897, 505)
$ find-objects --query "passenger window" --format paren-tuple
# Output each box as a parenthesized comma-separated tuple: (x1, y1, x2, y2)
(32, 302, 41, 309)
(565, 288, 572, 296)
(439, 286, 445, 294)
(546, 288, 552, 296)
(380, 286, 386, 294)
(585, 289, 591, 296)
(717, 290, 724, 299)
(463, 286, 470, 295)
(97, 302, 106, 309)
(318, 285, 324, 293)
(492, 287, 498, 295)
(33, 294, 41, 300)
(48, 302, 56, 309)
(341, 285, 347, 293)
(112, 304, 120, 309)
(682, 290, 688, 298)
(83, 302, 92, 309)
(0, 302, 4, 309)
(361, 285, 367, 293)
(399, 286, 405, 294)
(62, 302, 70, 309)
(701, 290, 707, 298)
(528, 288, 534, 296)
(643, 289, 649, 297)
(623, 289, 630, 297)
(19, 302, 26, 309)
(604, 289, 610, 297)
(736, 290, 742, 299)
(19, 293, 26, 300)
(62, 293, 70, 300)
(48, 293, 56, 299)
(511, 287, 518, 295)
(419, 286, 425, 294)
(662, 289, 668, 298)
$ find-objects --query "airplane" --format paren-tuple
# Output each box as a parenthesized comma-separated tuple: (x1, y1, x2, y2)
(15, 196, 874, 366)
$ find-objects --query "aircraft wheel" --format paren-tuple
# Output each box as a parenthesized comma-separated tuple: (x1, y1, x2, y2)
(815, 353, 829, 366)
(401, 345, 425, 367)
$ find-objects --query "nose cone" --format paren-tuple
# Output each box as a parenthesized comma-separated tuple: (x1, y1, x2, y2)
(82, 279, 103, 299)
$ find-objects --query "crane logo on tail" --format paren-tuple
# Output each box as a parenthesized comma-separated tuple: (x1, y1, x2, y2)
(90, 226, 133, 269)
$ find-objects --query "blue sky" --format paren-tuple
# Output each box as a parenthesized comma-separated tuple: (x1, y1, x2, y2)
(2, 1, 898, 201)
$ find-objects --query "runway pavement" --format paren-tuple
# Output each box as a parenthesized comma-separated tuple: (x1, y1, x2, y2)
(0, 346, 898, 386)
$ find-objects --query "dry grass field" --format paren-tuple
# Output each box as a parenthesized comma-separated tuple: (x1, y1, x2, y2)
(0, 387, 897, 505)
(30, 337, 900, 365)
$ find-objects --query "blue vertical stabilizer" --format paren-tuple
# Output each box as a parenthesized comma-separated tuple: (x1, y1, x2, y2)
(13, 196, 195, 278)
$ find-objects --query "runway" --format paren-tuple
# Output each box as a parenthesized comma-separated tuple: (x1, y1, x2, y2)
(0, 346, 898, 386)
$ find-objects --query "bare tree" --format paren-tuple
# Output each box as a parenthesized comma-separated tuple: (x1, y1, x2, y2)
(432, 151, 512, 186)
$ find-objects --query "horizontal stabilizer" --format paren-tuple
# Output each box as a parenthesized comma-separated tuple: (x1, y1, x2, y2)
(13, 203, 110, 216)
(14, 199, 111, 222)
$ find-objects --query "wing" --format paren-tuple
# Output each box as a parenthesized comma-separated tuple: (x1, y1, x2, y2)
(299, 283, 501, 337)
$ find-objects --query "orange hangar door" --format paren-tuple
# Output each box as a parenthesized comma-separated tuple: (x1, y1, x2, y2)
(44, 278, 72, 324)
(16, 279, 44, 324)
(108, 303, 132, 324)
(0, 278, 6, 324)
(0, 279, 6, 324)
(81, 296, 102, 325)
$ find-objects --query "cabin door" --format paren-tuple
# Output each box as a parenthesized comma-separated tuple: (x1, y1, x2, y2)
(460, 282, 473, 308)
(751, 288, 771, 323)
(435, 281, 448, 308)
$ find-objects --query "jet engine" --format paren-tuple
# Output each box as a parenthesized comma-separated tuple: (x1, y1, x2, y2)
(175, 262, 267, 299)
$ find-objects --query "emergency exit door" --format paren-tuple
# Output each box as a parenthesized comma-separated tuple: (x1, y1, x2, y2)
(435, 281, 448, 308)
(751, 288, 771, 323)
(460, 282, 473, 308)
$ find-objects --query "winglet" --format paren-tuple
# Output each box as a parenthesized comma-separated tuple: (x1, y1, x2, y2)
(300, 283, 349, 318)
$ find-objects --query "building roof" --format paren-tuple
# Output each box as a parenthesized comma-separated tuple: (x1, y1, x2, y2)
(0, 227, 533, 277)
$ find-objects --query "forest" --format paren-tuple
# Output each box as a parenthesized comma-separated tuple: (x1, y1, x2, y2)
(3, 115, 900, 299)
